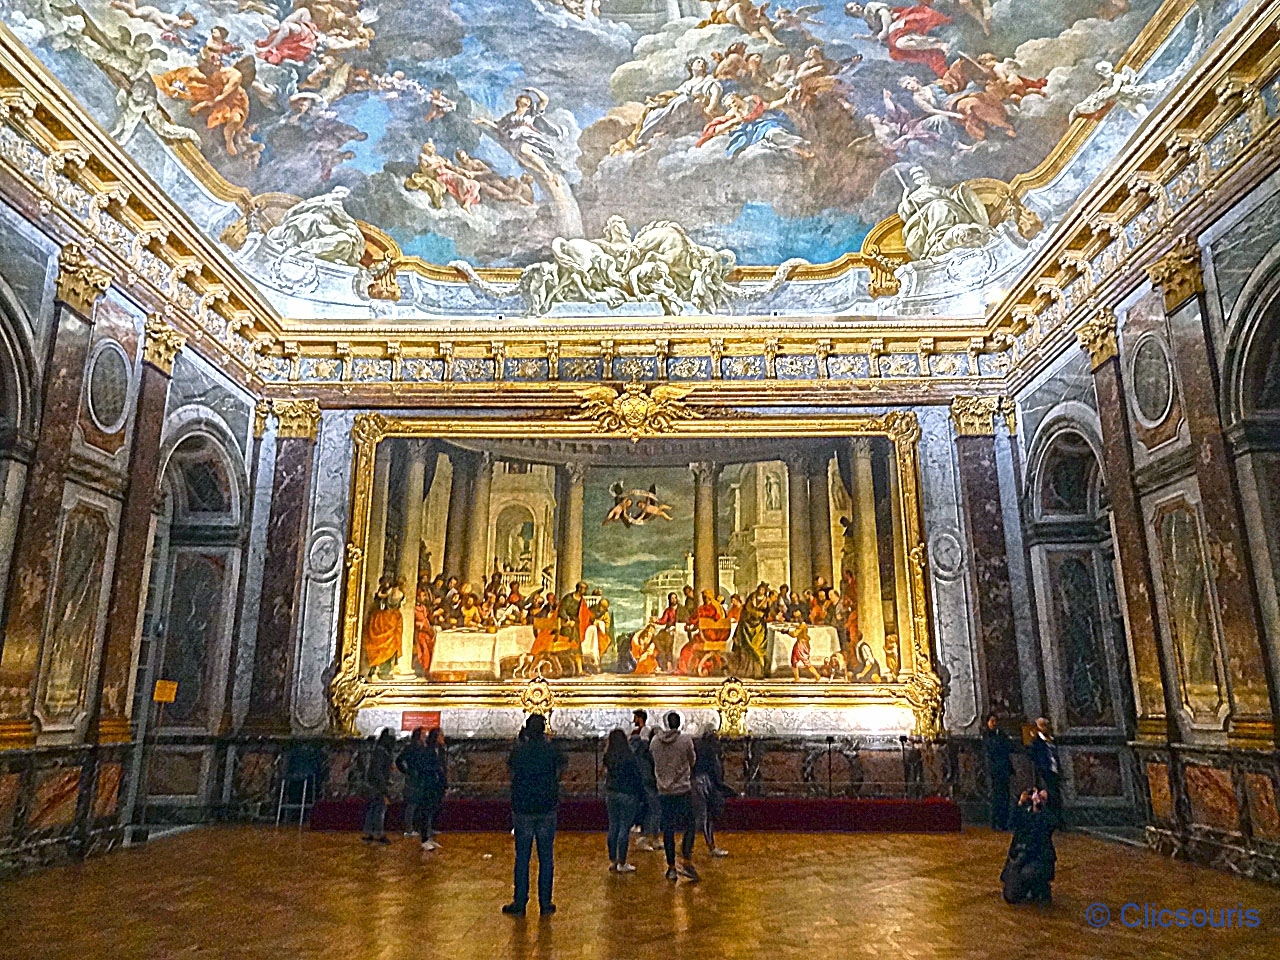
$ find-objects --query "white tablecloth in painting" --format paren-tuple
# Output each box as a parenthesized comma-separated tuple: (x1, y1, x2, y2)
(766, 624, 840, 676)
(430, 626, 536, 678)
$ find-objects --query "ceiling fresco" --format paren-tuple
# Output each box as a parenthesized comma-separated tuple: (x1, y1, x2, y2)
(0, 0, 1231, 318)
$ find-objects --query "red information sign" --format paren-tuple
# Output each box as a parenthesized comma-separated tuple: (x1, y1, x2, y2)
(402, 711, 441, 731)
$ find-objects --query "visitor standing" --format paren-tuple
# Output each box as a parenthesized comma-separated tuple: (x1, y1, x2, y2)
(692, 727, 733, 857)
(1029, 717, 1061, 814)
(629, 710, 661, 852)
(396, 728, 429, 838)
(361, 729, 395, 844)
(503, 714, 564, 916)
(983, 713, 1016, 831)
(602, 728, 646, 873)
(420, 728, 448, 850)
(650, 712, 699, 882)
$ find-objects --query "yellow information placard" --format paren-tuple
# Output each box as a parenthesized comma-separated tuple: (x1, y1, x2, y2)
(152, 680, 178, 703)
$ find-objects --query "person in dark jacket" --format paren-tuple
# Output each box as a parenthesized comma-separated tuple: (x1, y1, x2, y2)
(397, 727, 448, 850)
(503, 714, 565, 916)
(1028, 717, 1061, 814)
(397, 728, 429, 839)
(602, 728, 646, 872)
(362, 729, 395, 844)
(420, 728, 448, 850)
(629, 709, 660, 852)
(1001, 789, 1057, 904)
(983, 713, 1017, 830)
(691, 728, 733, 856)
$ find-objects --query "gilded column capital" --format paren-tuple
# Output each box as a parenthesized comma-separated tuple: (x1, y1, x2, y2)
(271, 398, 322, 440)
(1076, 310, 1118, 370)
(253, 400, 272, 438)
(56, 242, 112, 316)
(950, 396, 1000, 437)
(142, 316, 186, 375)
(1146, 235, 1205, 312)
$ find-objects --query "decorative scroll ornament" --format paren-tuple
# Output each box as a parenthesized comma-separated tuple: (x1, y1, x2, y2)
(903, 670, 944, 740)
(519, 677, 555, 731)
(715, 678, 752, 737)
(253, 400, 272, 438)
(329, 669, 364, 736)
(271, 398, 322, 439)
(350, 412, 391, 450)
(880, 410, 922, 445)
(572, 380, 702, 442)
(949, 396, 1001, 436)
(142, 316, 186, 375)
(56, 242, 111, 316)
(1146, 235, 1205, 312)
(1076, 309, 1118, 369)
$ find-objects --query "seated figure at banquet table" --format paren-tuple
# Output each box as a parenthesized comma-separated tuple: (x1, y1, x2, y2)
(677, 589, 731, 676)
(728, 582, 769, 678)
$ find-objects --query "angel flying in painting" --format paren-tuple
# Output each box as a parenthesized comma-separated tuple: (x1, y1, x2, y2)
(474, 88, 565, 185)
(604, 483, 675, 527)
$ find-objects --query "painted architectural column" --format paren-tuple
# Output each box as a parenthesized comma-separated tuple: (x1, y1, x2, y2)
(691, 461, 720, 598)
(92, 318, 186, 743)
(1078, 311, 1180, 741)
(465, 452, 495, 588)
(442, 449, 472, 582)
(395, 440, 429, 676)
(851, 439, 885, 660)
(951, 396, 1023, 717)
(0, 244, 110, 747)
(364, 443, 393, 605)
(1147, 238, 1275, 744)
(785, 455, 812, 594)
(558, 462, 586, 596)
(808, 453, 835, 587)
(243, 399, 321, 735)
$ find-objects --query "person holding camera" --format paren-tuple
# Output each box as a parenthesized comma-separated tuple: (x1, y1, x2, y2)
(1000, 788, 1057, 905)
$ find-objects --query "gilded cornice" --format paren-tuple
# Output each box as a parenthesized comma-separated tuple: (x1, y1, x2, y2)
(1146, 235, 1206, 312)
(271, 399, 322, 440)
(142, 316, 187, 375)
(950, 396, 1002, 437)
(1076, 310, 1119, 370)
(55, 241, 110, 316)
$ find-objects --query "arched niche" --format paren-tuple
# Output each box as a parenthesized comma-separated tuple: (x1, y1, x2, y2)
(0, 275, 41, 624)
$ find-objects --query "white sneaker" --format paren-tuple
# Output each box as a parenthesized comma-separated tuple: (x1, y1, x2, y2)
(710, 847, 729, 857)
(634, 838, 655, 852)
(616, 862, 636, 873)
(421, 839, 440, 851)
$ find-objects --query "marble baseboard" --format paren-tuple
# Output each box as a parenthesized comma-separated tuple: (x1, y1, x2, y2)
(1147, 825, 1280, 884)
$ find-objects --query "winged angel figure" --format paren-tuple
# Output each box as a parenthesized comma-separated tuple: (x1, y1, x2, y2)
(571, 382, 702, 442)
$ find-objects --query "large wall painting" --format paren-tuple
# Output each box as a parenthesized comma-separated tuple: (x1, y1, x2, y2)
(332, 413, 940, 730)
(0, 0, 1229, 317)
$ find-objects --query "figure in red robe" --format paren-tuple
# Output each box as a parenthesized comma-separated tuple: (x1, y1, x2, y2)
(888, 5, 953, 78)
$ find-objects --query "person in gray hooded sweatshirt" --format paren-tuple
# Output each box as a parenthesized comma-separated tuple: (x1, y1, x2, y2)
(648, 711, 699, 882)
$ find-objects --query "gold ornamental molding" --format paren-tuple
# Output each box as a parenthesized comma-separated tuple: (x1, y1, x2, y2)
(55, 242, 110, 317)
(950, 396, 1002, 437)
(518, 678, 555, 731)
(570, 381, 702, 442)
(1146, 235, 1207, 312)
(252, 400, 272, 439)
(142, 316, 187, 375)
(270, 399, 322, 440)
(1077, 310, 1119, 370)
(714, 678, 751, 738)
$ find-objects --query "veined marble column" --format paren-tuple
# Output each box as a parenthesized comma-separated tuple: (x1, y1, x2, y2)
(465, 452, 495, 588)
(442, 450, 472, 582)
(851, 439, 886, 658)
(886, 452, 913, 676)
(809, 453, 835, 588)
(785, 455, 812, 594)
(1148, 239, 1274, 744)
(1078, 311, 1178, 741)
(691, 461, 720, 598)
(951, 397, 1022, 717)
(395, 441, 429, 676)
(243, 399, 321, 735)
(558, 462, 586, 597)
(0, 244, 110, 747)
(92, 319, 185, 743)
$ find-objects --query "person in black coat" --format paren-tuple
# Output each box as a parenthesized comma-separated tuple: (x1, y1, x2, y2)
(983, 713, 1017, 831)
(1028, 717, 1062, 814)
(629, 710, 661, 852)
(1001, 789, 1057, 904)
(503, 714, 565, 916)
(398, 728, 448, 850)
(602, 728, 646, 872)
(692, 728, 735, 857)
(361, 729, 395, 844)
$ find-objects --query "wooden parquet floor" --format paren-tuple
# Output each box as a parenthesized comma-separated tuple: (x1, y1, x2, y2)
(1, 825, 1278, 959)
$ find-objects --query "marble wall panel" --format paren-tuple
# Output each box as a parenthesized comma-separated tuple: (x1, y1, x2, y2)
(1147, 762, 1174, 822)
(1183, 763, 1239, 833)
(1210, 184, 1280, 323)
(0, 200, 57, 345)
(559, 751, 598, 796)
(27, 768, 81, 830)
(1070, 751, 1124, 797)
(74, 293, 142, 461)
(166, 353, 253, 456)
(232, 749, 276, 804)
(154, 549, 234, 729)
(0, 771, 20, 836)
(92, 762, 122, 820)
(294, 410, 355, 734)
(232, 429, 277, 729)
(147, 748, 204, 798)
(758, 750, 805, 793)
(1245, 773, 1280, 841)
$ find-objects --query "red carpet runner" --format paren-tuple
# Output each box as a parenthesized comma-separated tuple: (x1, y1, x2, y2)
(309, 797, 961, 833)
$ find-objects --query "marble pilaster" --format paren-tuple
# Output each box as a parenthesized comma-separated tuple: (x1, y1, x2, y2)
(951, 399, 1023, 717)
(691, 461, 719, 598)
(395, 441, 429, 676)
(243, 400, 320, 735)
(785, 456, 812, 593)
(92, 319, 184, 743)
(0, 246, 110, 747)
(465, 452, 494, 589)
(808, 453, 835, 588)
(229, 422, 276, 730)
